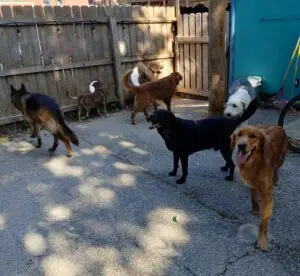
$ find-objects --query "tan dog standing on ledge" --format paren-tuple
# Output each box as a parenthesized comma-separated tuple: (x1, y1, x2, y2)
(231, 125, 288, 250)
(123, 72, 183, 125)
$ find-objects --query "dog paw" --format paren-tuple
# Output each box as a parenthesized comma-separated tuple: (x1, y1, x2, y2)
(176, 178, 186, 184)
(256, 238, 268, 251)
(225, 175, 234, 181)
(168, 171, 177, 177)
(220, 166, 229, 172)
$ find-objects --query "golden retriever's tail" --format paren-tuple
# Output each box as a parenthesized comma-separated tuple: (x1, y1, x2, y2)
(122, 70, 139, 94)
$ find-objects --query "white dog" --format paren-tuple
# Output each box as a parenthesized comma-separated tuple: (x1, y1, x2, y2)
(224, 88, 251, 118)
(224, 78, 258, 119)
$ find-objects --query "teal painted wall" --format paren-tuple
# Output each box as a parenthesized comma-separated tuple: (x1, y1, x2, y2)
(230, 0, 300, 99)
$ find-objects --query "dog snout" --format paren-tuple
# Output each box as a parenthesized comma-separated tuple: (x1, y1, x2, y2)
(237, 143, 247, 152)
(225, 113, 231, 118)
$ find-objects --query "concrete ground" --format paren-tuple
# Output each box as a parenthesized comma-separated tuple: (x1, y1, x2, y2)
(0, 98, 299, 276)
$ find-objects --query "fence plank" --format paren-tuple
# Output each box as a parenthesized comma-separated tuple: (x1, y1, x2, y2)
(0, 78, 9, 119)
(125, 6, 136, 58)
(81, 6, 99, 99)
(141, 6, 152, 55)
(161, 6, 168, 58)
(13, 6, 38, 68)
(2, 6, 22, 69)
(108, 16, 124, 107)
(177, 14, 184, 85)
(101, 6, 115, 102)
(120, 6, 130, 57)
(0, 6, 14, 118)
(0, 7, 13, 70)
(189, 13, 196, 90)
(196, 13, 202, 92)
(133, 7, 143, 56)
(202, 12, 208, 92)
(183, 14, 190, 89)
(155, 7, 163, 54)
(33, 6, 49, 96)
(166, 6, 174, 59)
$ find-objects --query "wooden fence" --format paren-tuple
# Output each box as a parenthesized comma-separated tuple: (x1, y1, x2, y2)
(175, 11, 230, 98)
(0, 5, 175, 125)
(175, 12, 209, 97)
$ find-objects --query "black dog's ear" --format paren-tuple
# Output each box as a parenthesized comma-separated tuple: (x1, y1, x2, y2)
(20, 83, 26, 91)
(242, 102, 246, 111)
(10, 84, 17, 94)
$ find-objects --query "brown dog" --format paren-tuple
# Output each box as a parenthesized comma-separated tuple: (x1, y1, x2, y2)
(124, 61, 163, 109)
(67, 80, 107, 122)
(231, 125, 288, 250)
(123, 71, 183, 125)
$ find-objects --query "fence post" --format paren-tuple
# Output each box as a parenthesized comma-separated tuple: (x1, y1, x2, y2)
(208, 0, 227, 116)
(108, 16, 124, 108)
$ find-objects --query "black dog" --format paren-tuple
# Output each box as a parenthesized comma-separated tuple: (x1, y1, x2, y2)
(147, 100, 257, 184)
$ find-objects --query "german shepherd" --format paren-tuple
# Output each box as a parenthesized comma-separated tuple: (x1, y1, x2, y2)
(11, 84, 79, 157)
(66, 79, 107, 122)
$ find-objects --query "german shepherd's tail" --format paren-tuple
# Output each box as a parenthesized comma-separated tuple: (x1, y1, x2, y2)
(57, 112, 79, 146)
(122, 70, 139, 94)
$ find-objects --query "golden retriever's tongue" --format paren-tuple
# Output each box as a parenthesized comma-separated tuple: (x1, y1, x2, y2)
(236, 152, 249, 165)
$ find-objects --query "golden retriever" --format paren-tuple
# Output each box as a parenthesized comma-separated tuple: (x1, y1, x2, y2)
(231, 125, 288, 250)
(122, 71, 183, 125)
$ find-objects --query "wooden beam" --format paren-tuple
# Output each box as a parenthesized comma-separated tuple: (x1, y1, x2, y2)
(176, 36, 209, 44)
(0, 59, 113, 77)
(177, 87, 209, 97)
(121, 53, 174, 63)
(208, 0, 227, 116)
(117, 17, 176, 24)
(0, 54, 174, 77)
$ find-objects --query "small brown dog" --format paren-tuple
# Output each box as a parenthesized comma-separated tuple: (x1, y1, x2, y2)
(67, 80, 107, 122)
(123, 71, 183, 125)
(124, 61, 163, 108)
(231, 125, 288, 250)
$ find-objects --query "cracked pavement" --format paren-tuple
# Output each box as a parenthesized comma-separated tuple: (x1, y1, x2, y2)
(0, 98, 299, 275)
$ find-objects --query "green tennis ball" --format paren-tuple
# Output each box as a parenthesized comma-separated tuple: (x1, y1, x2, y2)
(172, 216, 178, 223)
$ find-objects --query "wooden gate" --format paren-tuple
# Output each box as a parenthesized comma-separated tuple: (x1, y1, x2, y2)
(175, 12, 209, 97)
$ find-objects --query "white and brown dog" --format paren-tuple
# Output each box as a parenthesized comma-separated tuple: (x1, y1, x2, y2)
(224, 78, 260, 122)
